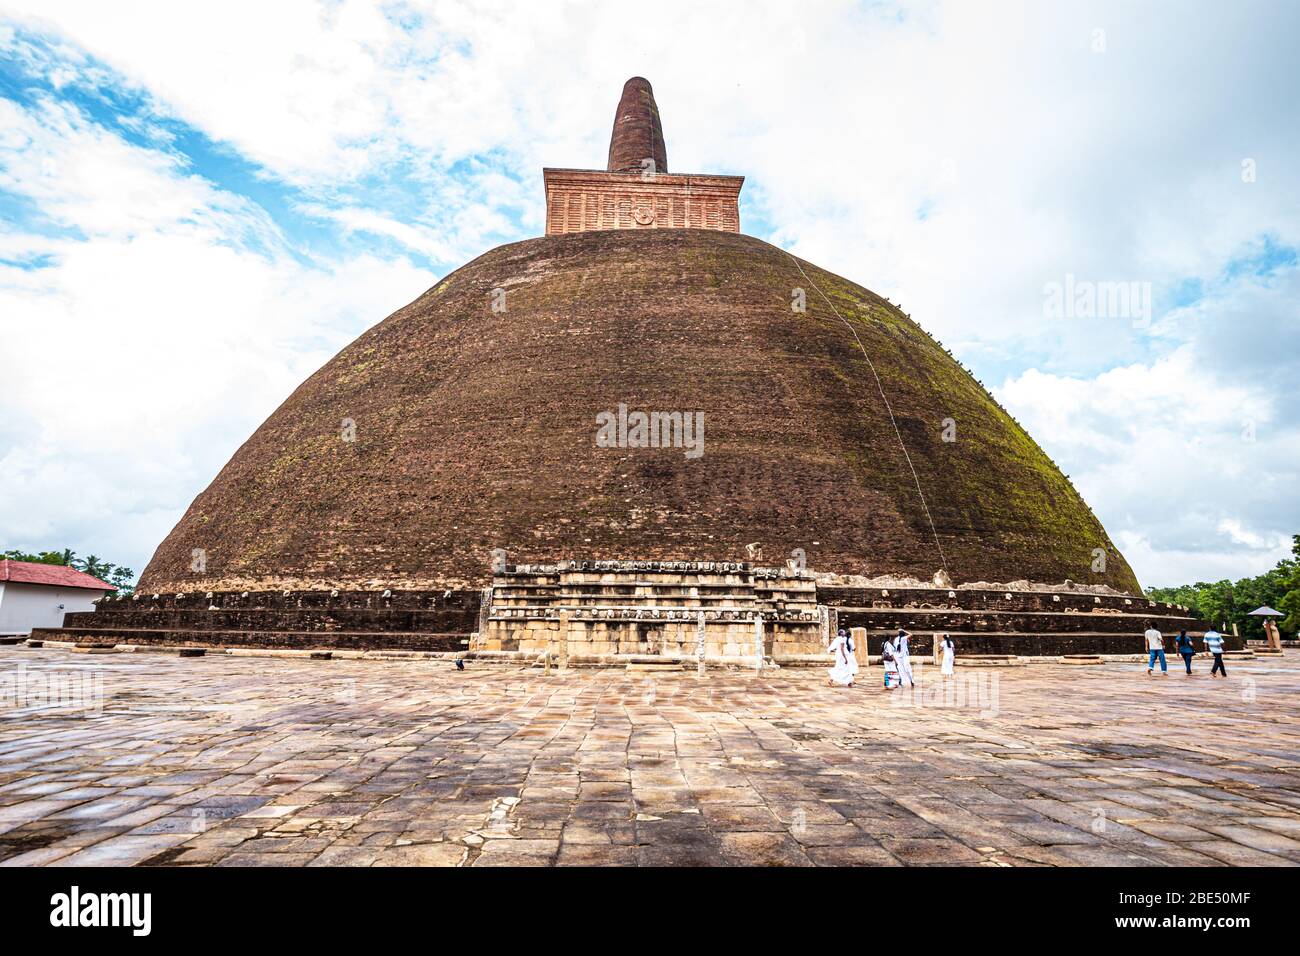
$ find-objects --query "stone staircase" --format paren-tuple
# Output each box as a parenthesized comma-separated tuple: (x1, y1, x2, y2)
(476, 560, 823, 660)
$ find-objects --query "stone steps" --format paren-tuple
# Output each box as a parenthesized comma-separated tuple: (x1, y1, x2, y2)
(28, 626, 472, 653)
(481, 563, 820, 658)
(954, 654, 1024, 667)
(62, 607, 479, 633)
(819, 585, 1186, 615)
(91, 588, 481, 611)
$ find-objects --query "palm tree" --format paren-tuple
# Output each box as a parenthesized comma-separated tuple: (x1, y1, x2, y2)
(76, 555, 110, 578)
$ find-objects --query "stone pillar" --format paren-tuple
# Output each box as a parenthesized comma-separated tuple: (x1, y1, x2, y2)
(558, 610, 570, 671)
(477, 585, 493, 635)
(932, 632, 942, 666)
(819, 606, 831, 647)
(754, 612, 765, 675)
(851, 627, 869, 669)
(696, 610, 706, 677)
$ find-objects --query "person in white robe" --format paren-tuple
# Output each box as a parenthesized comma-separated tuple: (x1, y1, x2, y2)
(940, 633, 955, 676)
(827, 628, 858, 687)
(882, 634, 900, 688)
(894, 629, 915, 687)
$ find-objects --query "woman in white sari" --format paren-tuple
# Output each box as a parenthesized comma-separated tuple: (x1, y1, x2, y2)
(827, 628, 858, 687)
(882, 634, 900, 688)
(893, 629, 915, 687)
(940, 633, 955, 676)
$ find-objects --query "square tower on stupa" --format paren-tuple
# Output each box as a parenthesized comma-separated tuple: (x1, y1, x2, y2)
(543, 77, 744, 235)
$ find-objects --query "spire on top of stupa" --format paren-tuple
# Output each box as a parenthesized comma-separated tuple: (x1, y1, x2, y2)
(542, 75, 741, 235)
(606, 76, 668, 174)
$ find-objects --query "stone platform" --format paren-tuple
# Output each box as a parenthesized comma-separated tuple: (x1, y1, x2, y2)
(28, 569, 1224, 659)
(821, 585, 1212, 656)
(31, 589, 482, 653)
(0, 644, 1296, 867)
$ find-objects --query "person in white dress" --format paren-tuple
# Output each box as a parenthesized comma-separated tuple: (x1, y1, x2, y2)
(827, 628, 858, 687)
(940, 633, 955, 676)
(894, 629, 915, 687)
(882, 634, 900, 688)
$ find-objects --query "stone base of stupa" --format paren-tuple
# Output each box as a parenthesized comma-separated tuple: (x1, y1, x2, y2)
(30, 557, 1225, 661)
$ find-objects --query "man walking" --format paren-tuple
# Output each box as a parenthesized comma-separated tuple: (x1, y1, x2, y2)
(1144, 622, 1167, 675)
(1204, 628, 1227, 677)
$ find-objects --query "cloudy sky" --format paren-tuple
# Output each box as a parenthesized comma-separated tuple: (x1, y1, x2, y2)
(0, 0, 1296, 589)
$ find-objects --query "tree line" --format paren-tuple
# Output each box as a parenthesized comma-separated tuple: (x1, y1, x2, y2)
(2, 548, 136, 594)
(1147, 534, 1299, 641)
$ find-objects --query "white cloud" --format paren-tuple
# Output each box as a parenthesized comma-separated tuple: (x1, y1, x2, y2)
(0, 92, 431, 573)
(0, 96, 280, 247)
(298, 203, 459, 262)
(997, 268, 1300, 586)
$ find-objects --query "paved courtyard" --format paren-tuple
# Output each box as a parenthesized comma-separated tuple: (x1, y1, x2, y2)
(1, 645, 1298, 867)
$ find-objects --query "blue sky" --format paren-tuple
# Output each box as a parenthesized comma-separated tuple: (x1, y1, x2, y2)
(1, 0, 1297, 588)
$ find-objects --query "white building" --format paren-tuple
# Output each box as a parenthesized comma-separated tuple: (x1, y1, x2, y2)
(0, 559, 115, 635)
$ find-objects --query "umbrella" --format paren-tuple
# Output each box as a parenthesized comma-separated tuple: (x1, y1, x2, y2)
(1248, 606, 1282, 617)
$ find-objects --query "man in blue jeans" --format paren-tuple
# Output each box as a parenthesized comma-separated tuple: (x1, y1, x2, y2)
(1144, 622, 1167, 675)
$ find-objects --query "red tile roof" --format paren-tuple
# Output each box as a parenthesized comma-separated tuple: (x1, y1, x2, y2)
(0, 559, 115, 591)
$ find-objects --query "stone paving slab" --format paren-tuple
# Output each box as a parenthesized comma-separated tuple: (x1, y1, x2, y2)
(0, 646, 1297, 866)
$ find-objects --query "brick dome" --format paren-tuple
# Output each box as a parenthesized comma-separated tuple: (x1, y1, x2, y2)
(138, 228, 1139, 594)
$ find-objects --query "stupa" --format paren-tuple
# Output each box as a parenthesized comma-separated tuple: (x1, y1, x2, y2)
(43, 77, 1212, 659)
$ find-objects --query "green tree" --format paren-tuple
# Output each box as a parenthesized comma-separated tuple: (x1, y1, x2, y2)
(74, 554, 110, 578)
(106, 565, 136, 595)
(1276, 535, 1300, 637)
(3, 548, 76, 566)
(1149, 537, 1298, 640)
